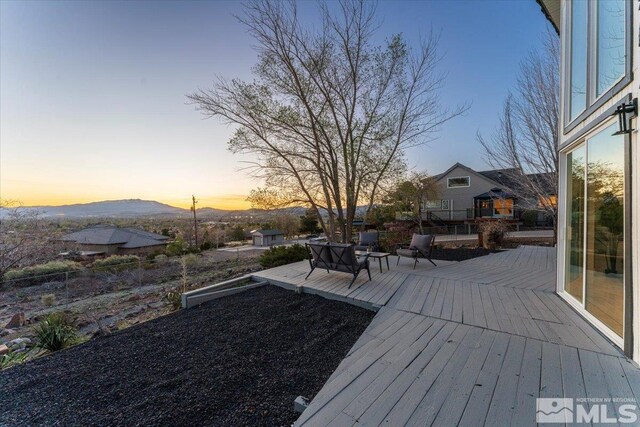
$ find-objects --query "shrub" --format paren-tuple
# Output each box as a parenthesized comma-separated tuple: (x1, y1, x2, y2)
(41, 293, 57, 307)
(34, 313, 78, 352)
(154, 254, 168, 263)
(181, 253, 199, 268)
(3, 261, 83, 287)
(477, 220, 510, 249)
(0, 350, 30, 370)
(92, 255, 139, 270)
(259, 244, 308, 268)
(165, 238, 188, 257)
(165, 291, 183, 310)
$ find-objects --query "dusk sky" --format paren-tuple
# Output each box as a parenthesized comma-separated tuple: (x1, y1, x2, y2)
(0, 0, 551, 209)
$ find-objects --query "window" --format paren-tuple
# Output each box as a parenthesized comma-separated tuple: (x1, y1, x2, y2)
(494, 199, 513, 216)
(569, 0, 587, 120)
(425, 200, 442, 209)
(441, 200, 450, 210)
(562, 123, 625, 338)
(538, 195, 558, 209)
(565, 0, 629, 129)
(596, 0, 625, 97)
(447, 177, 470, 188)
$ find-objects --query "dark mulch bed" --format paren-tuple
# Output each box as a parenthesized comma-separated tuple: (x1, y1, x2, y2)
(431, 246, 500, 261)
(0, 286, 374, 427)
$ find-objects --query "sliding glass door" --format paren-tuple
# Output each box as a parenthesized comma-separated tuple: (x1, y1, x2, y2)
(565, 147, 585, 301)
(564, 123, 625, 338)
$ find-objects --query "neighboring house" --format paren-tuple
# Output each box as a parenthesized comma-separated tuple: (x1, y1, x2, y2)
(538, 0, 638, 363)
(61, 225, 169, 255)
(251, 229, 284, 247)
(425, 162, 555, 223)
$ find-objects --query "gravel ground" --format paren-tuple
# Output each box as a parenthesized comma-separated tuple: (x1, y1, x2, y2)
(0, 286, 375, 427)
(431, 246, 498, 261)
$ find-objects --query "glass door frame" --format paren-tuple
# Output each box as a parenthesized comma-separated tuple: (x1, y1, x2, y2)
(558, 117, 629, 350)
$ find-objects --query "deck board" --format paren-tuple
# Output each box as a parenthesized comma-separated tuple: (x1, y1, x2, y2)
(252, 246, 639, 426)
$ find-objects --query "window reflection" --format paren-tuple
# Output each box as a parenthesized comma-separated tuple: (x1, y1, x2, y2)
(570, 0, 587, 119)
(585, 125, 624, 336)
(565, 147, 585, 302)
(596, 0, 625, 96)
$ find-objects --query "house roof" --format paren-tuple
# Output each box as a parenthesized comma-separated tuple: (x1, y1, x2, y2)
(477, 168, 521, 190)
(61, 225, 169, 248)
(536, 0, 560, 34)
(433, 162, 509, 188)
(474, 188, 517, 200)
(434, 163, 556, 196)
(252, 229, 283, 236)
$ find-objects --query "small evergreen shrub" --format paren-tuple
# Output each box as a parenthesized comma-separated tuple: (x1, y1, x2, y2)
(34, 313, 78, 352)
(92, 255, 140, 269)
(259, 244, 308, 268)
(165, 238, 188, 257)
(165, 291, 183, 310)
(41, 293, 57, 307)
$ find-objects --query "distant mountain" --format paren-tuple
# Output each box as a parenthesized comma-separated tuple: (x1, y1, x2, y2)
(1, 199, 371, 219)
(26, 199, 188, 218)
(1, 199, 309, 219)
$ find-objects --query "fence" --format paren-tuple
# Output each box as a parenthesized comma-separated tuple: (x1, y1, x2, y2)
(0, 252, 263, 332)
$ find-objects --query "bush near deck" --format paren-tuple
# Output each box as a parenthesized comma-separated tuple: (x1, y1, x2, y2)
(259, 244, 308, 268)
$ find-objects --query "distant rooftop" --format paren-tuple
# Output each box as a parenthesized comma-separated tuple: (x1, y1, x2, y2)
(61, 225, 169, 248)
(252, 229, 283, 236)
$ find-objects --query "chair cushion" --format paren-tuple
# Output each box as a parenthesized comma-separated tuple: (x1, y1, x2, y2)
(409, 234, 434, 253)
(397, 248, 418, 258)
(358, 231, 379, 246)
(328, 243, 357, 267)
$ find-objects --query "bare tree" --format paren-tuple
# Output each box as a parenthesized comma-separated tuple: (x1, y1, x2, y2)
(189, 0, 466, 243)
(477, 30, 559, 239)
(0, 201, 62, 279)
(384, 172, 439, 234)
(272, 214, 299, 239)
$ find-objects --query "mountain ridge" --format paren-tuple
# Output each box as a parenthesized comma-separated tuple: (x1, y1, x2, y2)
(3, 199, 306, 218)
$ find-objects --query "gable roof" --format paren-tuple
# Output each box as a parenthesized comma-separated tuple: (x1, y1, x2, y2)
(433, 162, 506, 188)
(61, 226, 169, 248)
(252, 229, 283, 236)
(433, 163, 556, 196)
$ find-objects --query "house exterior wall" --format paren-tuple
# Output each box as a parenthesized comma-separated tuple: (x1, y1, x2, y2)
(64, 242, 166, 256)
(119, 245, 167, 256)
(64, 242, 121, 255)
(252, 234, 284, 247)
(555, 0, 638, 362)
(429, 166, 503, 221)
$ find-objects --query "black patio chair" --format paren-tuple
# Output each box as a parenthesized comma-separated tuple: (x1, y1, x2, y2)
(353, 231, 380, 252)
(306, 242, 371, 288)
(396, 234, 437, 269)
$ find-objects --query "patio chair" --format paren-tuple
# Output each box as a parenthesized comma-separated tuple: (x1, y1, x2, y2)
(396, 234, 437, 269)
(354, 231, 380, 252)
(306, 243, 371, 288)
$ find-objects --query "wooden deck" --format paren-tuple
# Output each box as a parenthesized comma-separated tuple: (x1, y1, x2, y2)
(253, 246, 640, 426)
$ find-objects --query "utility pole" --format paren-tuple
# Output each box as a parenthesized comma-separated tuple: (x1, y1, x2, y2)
(191, 195, 198, 248)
